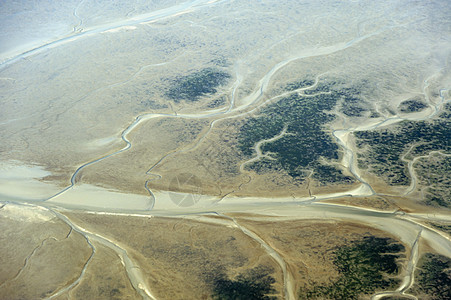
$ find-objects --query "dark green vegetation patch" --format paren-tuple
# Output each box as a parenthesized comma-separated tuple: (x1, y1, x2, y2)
(411, 253, 451, 299)
(285, 78, 315, 91)
(312, 163, 354, 184)
(207, 95, 227, 108)
(355, 106, 450, 187)
(166, 68, 231, 102)
(428, 222, 451, 236)
(238, 79, 354, 184)
(304, 82, 369, 117)
(398, 98, 427, 113)
(299, 236, 405, 299)
(212, 266, 277, 300)
(338, 89, 368, 117)
(414, 153, 451, 207)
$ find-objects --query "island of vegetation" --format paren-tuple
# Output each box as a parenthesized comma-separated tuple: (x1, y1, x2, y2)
(166, 68, 231, 102)
(238, 79, 357, 185)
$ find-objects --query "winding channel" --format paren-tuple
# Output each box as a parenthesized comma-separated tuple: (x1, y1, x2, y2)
(19, 17, 414, 205)
(48, 208, 157, 300)
(239, 126, 289, 173)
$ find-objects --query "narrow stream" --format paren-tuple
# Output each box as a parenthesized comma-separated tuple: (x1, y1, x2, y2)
(48, 209, 157, 300)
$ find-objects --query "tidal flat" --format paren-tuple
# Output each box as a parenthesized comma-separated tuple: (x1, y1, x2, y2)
(1, 0, 450, 299)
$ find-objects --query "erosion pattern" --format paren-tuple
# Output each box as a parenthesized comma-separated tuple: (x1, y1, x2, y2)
(0, 0, 450, 299)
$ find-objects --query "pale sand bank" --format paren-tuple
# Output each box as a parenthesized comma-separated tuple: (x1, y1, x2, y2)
(48, 184, 153, 211)
(0, 162, 61, 201)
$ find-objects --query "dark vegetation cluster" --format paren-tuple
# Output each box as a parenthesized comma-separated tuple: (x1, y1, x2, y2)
(369, 111, 381, 118)
(206, 96, 227, 108)
(412, 253, 451, 299)
(285, 78, 315, 91)
(415, 154, 451, 207)
(212, 266, 277, 300)
(355, 108, 450, 186)
(398, 98, 427, 113)
(242, 157, 284, 175)
(302, 79, 339, 95)
(299, 236, 405, 299)
(238, 79, 355, 184)
(166, 68, 231, 102)
(440, 102, 451, 118)
(428, 222, 451, 236)
(337, 88, 368, 117)
(312, 163, 354, 184)
(304, 82, 369, 117)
